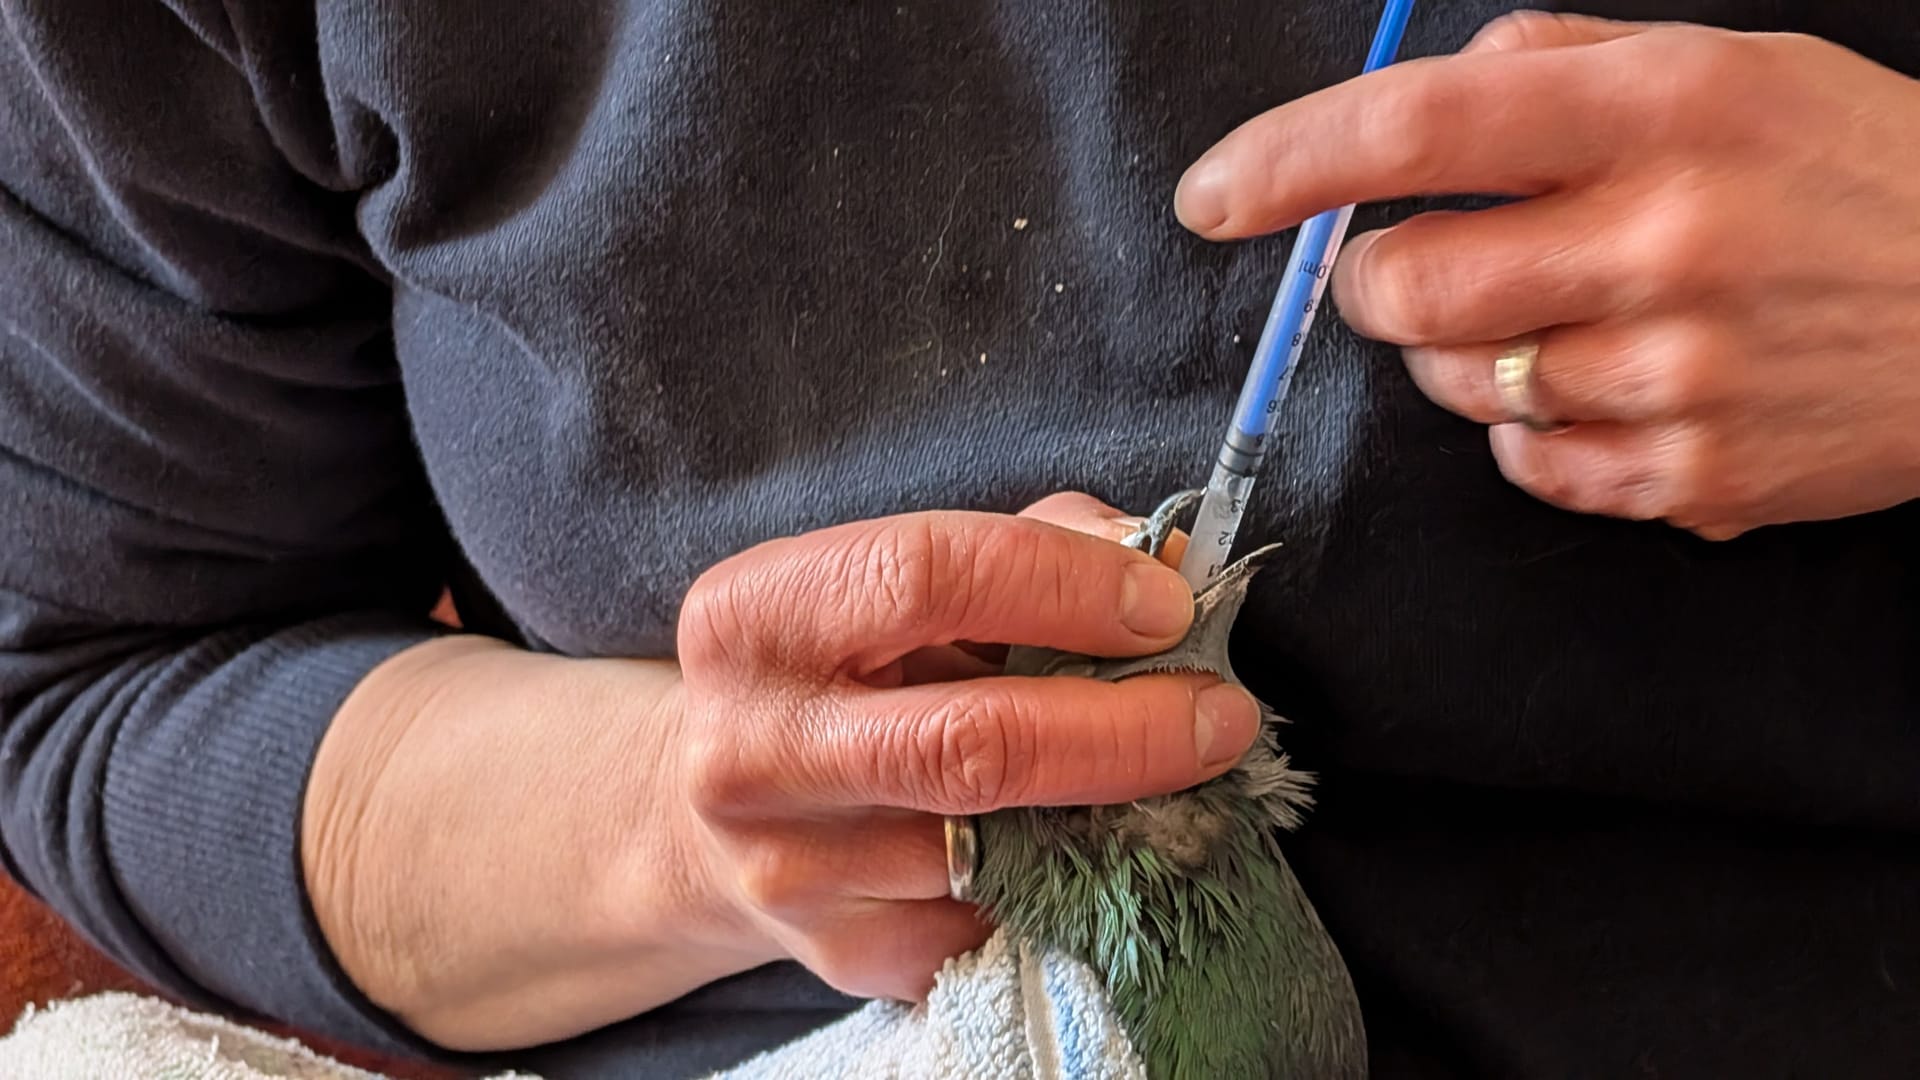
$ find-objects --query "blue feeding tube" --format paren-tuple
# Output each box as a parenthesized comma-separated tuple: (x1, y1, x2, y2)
(1176, 0, 1418, 588)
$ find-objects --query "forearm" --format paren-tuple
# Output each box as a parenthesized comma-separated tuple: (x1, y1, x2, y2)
(303, 636, 771, 1050)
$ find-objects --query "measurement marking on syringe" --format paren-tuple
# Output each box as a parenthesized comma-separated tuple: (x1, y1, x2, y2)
(1173, 0, 1416, 591)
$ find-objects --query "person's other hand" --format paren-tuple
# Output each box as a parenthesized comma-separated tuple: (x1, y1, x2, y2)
(1176, 13, 1920, 539)
(674, 497, 1254, 1001)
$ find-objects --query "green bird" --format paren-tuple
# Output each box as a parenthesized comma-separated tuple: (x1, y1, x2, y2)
(971, 490, 1366, 1080)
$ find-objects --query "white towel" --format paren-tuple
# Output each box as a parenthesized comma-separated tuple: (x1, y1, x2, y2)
(0, 991, 531, 1080)
(0, 929, 1142, 1079)
(714, 928, 1146, 1080)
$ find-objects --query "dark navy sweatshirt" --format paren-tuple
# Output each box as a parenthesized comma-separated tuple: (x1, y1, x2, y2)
(3, 1, 1919, 1077)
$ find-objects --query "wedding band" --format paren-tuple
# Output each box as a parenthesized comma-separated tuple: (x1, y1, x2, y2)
(944, 815, 979, 902)
(1492, 337, 1569, 434)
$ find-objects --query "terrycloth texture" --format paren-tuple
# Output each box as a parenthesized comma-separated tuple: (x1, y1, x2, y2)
(716, 929, 1146, 1080)
(0, 994, 529, 1080)
(0, 936, 1141, 1080)
(6, 2, 1920, 1078)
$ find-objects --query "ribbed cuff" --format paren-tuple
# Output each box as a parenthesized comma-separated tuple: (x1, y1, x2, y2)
(100, 611, 448, 1057)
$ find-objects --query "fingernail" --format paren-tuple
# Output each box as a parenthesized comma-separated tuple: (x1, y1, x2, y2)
(1120, 561, 1193, 639)
(1339, 229, 1380, 272)
(1195, 683, 1261, 769)
(1459, 30, 1498, 54)
(1488, 421, 1536, 467)
(1174, 156, 1230, 233)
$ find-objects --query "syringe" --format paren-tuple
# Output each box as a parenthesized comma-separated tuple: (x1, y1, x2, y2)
(1176, 0, 1417, 590)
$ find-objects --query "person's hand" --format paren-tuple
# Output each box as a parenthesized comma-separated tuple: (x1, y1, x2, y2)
(305, 493, 1234, 1050)
(1175, 13, 1920, 539)
(673, 494, 1257, 1001)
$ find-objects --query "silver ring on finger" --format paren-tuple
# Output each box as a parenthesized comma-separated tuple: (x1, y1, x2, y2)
(944, 815, 979, 902)
(1493, 335, 1571, 434)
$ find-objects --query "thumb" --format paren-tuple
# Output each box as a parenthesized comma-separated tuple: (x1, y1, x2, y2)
(1461, 12, 1652, 54)
(1017, 492, 1145, 545)
(1018, 492, 1189, 569)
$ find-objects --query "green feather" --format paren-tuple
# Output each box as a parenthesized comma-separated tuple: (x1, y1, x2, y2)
(976, 784, 1364, 1079)
(974, 495, 1367, 1079)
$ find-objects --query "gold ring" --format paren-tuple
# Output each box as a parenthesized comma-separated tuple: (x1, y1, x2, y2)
(944, 816, 979, 902)
(1492, 337, 1569, 434)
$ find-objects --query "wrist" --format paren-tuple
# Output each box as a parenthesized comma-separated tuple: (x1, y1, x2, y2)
(302, 636, 770, 1050)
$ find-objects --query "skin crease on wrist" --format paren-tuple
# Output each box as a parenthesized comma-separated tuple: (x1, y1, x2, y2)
(303, 636, 770, 1049)
(303, 495, 1246, 1052)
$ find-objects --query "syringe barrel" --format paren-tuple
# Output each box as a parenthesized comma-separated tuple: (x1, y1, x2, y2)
(1228, 203, 1357, 444)
(1177, 459, 1260, 588)
(1174, 0, 1417, 588)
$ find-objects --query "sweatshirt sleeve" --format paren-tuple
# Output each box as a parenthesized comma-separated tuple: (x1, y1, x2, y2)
(0, 1, 448, 1052)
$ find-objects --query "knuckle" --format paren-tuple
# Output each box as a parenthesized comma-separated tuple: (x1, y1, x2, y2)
(852, 517, 952, 636)
(1652, 324, 1726, 414)
(684, 688, 819, 816)
(1668, 30, 1767, 101)
(677, 564, 758, 676)
(1503, 435, 1656, 520)
(1597, 356, 1671, 419)
(1407, 347, 1491, 416)
(1472, 11, 1565, 52)
(682, 726, 763, 817)
(1625, 194, 1731, 304)
(962, 520, 1055, 628)
(1654, 425, 1729, 520)
(1622, 30, 1766, 145)
(1356, 234, 1451, 342)
(908, 690, 1031, 811)
(1772, 31, 1843, 71)
(1608, 324, 1726, 417)
(1502, 440, 1570, 507)
(1369, 74, 1468, 190)
(1593, 458, 1670, 520)
(1588, 430, 1714, 522)
(734, 844, 814, 917)
(1090, 688, 1161, 784)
